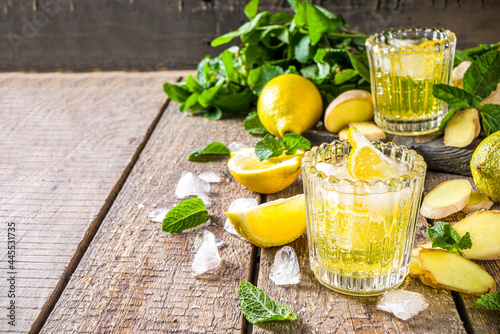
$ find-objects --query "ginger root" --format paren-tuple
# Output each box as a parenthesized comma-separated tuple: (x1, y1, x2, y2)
(420, 179, 472, 219)
(338, 121, 385, 141)
(324, 90, 374, 133)
(461, 191, 494, 214)
(451, 61, 472, 89)
(444, 108, 481, 148)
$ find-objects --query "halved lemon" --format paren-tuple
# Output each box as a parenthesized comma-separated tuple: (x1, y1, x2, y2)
(227, 147, 303, 194)
(347, 127, 402, 181)
(225, 194, 306, 248)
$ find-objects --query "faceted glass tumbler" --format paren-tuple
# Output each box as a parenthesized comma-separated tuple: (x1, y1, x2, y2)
(302, 141, 426, 296)
(366, 28, 456, 135)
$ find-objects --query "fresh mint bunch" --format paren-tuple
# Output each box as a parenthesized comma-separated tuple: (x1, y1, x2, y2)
(474, 291, 500, 310)
(162, 198, 210, 233)
(255, 133, 310, 162)
(164, 0, 370, 120)
(433, 50, 500, 135)
(187, 142, 231, 161)
(238, 281, 297, 324)
(427, 222, 472, 256)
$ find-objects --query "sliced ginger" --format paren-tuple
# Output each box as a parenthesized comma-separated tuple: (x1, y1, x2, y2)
(338, 121, 385, 141)
(410, 243, 432, 278)
(444, 108, 481, 148)
(461, 191, 494, 214)
(420, 179, 472, 219)
(324, 90, 374, 133)
(453, 210, 500, 260)
(451, 61, 471, 89)
(417, 249, 495, 295)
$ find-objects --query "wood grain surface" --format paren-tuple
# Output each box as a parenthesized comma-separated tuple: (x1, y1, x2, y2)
(0, 0, 499, 71)
(41, 100, 261, 333)
(0, 72, 175, 333)
(424, 173, 500, 334)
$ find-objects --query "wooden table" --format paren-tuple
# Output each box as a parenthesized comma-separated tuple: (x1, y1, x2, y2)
(1, 71, 499, 334)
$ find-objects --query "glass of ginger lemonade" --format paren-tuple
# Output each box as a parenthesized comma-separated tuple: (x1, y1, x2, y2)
(302, 128, 426, 296)
(366, 28, 456, 135)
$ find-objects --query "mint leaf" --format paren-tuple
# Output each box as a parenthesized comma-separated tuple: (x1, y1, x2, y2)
(248, 65, 284, 96)
(427, 222, 473, 256)
(244, 111, 270, 137)
(204, 107, 223, 121)
(163, 82, 191, 103)
(238, 281, 297, 324)
(304, 2, 329, 45)
(474, 292, 500, 310)
(432, 84, 482, 110)
(214, 89, 255, 114)
(255, 134, 284, 161)
(463, 50, 500, 98)
(283, 133, 311, 155)
(211, 11, 271, 47)
(348, 51, 370, 82)
(463, 42, 500, 58)
(479, 103, 500, 136)
(334, 69, 358, 85)
(162, 198, 210, 233)
(185, 75, 203, 93)
(187, 142, 230, 162)
(244, 0, 259, 20)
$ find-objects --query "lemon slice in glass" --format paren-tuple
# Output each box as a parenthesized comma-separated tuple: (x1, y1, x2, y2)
(225, 194, 306, 248)
(347, 127, 403, 181)
(227, 147, 304, 194)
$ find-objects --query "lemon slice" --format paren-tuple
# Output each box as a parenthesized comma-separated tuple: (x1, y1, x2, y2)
(225, 194, 306, 248)
(347, 127, 402, 181)
(227, 147, 304, 194)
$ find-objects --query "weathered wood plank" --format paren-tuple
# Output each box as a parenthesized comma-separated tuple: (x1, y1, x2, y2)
(41, 99, 261, 333)
(0, 72, 176, 333)
(0, 0, 499, 71)
(254, 174, 466, 333)
(424, 172, 500, 334)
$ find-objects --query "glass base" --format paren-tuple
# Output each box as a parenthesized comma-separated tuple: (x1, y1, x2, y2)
(312, 265, 409, 296)
(374, 113, 443, 136)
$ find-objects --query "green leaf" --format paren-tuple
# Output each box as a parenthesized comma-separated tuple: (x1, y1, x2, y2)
(348, 51, 370, 82)
(304, 2, 329, 45)
(255, 134, 285, 161)
(238, 282, 297, 324)
(474, 292, 500, 310)
(454, 50, 474, 67)
(162, 198, 210, 233)
(187, 142, 230, 162)
(463, 42, 500, 58)
(204, 107, 223, 120)
(244, 111, 270, 137)
(463, 50, 500, 98)
(181, 92, 201, 112)
(287, 0, 297, 13)
(479, 104, 500, 136)
(438, 106, 461, 131)
(294, 34, 314, 64)
(221, 50, 235, 81)
(269, 12, 293, 24)
(198, 85, 225, 108)
(163, 82, 191, 103)
(211, 11, 271, 47)
(248, 65, 284, 96)
(427, 222, 473, 255)
(334, 69, 358, 85)
(185, 75, 203, 93)
(244, 0, 259, 19)
(214, 89, 255, 114)
(432, 84, 482, 110)
(282, 133, 311, 155)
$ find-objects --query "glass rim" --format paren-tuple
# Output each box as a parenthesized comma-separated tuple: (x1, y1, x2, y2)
(365, 27, 456, 54)
(302, 140, 427, 189)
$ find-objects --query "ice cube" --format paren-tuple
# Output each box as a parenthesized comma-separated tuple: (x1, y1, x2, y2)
(192, 230, 224, 253)
(269, 246, 301, 285)
(198, 171, 221, 183)
(148, 207, 172, 223)
(191, 230, 222, 276)
(315, 162, 337, 176)
(377, 289, 429, 320)
(224, 198, 258, 238)
(228, 141, 247, 152)
(388, 38, 420, 48)
(175, 172, 211, 199)
(197, 193, 213, 208)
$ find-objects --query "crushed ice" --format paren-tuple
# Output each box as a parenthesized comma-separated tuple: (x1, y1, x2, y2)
(224, 198, 258, 238)
(191, 230, 223, 276)
(198, 171, 221, 183)
(376, 289, 429, 320)
(148, 207, 172, 223)
(269, 246, 301, 285)
(192, 230, 224, 253)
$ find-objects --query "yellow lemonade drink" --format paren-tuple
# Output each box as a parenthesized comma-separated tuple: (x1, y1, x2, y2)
(302, 138, 426, 296)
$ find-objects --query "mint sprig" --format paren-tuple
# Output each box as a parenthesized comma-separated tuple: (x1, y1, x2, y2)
(238, 281, 297, 324)
(254, 133, 310, 162)
(243, 111, 270, 137)
(427, 222, 472, 256)
(187, 142, 231, 162)
(162, 198, 210, 233)
(474, 292, 500, 310)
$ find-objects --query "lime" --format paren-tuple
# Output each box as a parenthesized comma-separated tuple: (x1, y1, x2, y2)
(471, 131, 500, 201)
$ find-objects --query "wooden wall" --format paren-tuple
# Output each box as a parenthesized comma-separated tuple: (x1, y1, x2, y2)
(0, 0, 499, 72)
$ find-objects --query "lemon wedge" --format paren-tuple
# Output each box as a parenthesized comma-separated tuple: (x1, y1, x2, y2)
(227, 147, 303, 194)
(347, 127, 402, 181)
(225, 194, 306, 248)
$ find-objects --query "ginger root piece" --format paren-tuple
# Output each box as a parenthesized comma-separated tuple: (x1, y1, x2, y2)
(461, 191, 494, 214)
(347, 121, 386, 141)
(453, 210, 500, 260)
(324, 90, 374, 133)
(338, 127, 348, 141)
(418, 248, 496, 295)
(451, 61, 472, 89)
(420, 179, 472, 219)
(444, 108, 481, 148)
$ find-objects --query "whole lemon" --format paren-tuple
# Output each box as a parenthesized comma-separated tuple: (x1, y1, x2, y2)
(257, 74, 323, 138)
(470, 131, 500, 201)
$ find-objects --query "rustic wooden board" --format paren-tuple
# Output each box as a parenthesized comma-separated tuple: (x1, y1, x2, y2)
(0, 72, 176, 333)
(254, 174, 466, 334)
(424, 173, 500, 334)
(41, 100, 261, 333)
(0, 0, 499, 71)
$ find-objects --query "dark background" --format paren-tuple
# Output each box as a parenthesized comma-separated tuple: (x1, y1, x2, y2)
(1, 0, 499, 72)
